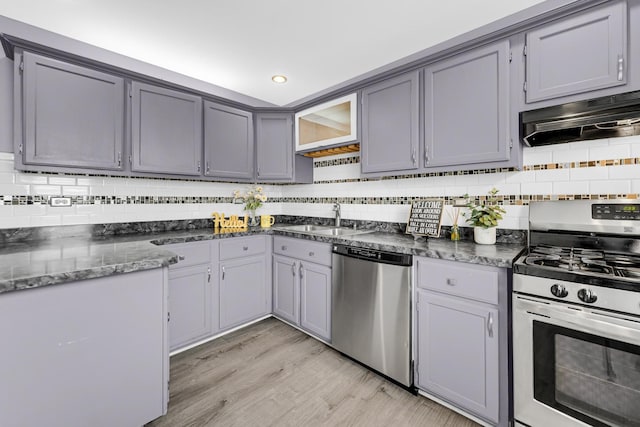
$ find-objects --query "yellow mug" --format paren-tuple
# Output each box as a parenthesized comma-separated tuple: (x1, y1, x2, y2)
(260, 215, 275, 228)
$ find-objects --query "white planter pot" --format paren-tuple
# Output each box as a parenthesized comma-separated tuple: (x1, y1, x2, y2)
(474, 226, 496, 245)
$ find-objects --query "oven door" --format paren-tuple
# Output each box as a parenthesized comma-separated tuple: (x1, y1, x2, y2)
(514, 294, 640, 427)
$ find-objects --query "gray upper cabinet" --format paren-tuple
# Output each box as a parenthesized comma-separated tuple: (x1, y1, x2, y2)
(423, 40, 511, 168)
(525, 1, 627, 103)
(255, 112, 313, 183)
(204, 101, 254, 180)
(20, 52, 125, 170)
(131, 82, 202, 176)
(361, 71, 420, 175)
(255, 113, 293, 180)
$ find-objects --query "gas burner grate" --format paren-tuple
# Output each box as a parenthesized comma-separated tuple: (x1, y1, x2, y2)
(524, 245, 640, 278)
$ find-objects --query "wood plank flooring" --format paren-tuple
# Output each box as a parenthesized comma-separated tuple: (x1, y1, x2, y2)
(147, 318, 479, 427)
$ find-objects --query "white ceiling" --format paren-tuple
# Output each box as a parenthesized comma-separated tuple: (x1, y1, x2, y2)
(0, 0, 547, 106)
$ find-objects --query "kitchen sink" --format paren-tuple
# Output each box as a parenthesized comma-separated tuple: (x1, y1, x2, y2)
(276, 224, 372, 237)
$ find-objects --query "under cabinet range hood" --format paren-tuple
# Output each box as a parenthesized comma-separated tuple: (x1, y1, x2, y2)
(521, 91, 640, 146)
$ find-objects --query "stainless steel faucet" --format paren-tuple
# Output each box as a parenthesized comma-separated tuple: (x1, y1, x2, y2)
(333, 203, 341, 227)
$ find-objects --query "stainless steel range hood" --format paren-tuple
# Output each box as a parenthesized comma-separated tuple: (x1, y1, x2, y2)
(521, 91, 640, 146)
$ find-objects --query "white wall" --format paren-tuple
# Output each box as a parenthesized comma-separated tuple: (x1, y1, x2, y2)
(0, 135, 638, 230)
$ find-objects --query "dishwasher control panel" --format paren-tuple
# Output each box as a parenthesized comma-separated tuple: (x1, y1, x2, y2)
(332, 244, 412, 266)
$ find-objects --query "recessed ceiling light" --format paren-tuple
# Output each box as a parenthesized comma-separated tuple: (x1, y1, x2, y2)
(272, 75, 288, 84)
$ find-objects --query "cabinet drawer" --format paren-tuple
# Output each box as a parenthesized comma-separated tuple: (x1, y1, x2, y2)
(166, 241, 211, 269)
(219, 236, 266, 260)
(416, 257, 498, 305)
(273, 236, 332, 266)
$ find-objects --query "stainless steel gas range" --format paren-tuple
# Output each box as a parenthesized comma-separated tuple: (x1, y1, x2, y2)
(512, 200, 640, 427)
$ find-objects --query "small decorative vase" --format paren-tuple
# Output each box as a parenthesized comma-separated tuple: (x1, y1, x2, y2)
(474, 226, 496, 245)
(450, 224, 460, 241)
(248, 209, 259, 227)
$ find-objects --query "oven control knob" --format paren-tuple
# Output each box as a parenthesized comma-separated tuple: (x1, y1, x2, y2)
(550, 284, 568, 298)
(577, 288, 598, 304)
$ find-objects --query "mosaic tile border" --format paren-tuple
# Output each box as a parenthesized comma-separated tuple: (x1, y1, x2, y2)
(312, 155, 640, 183)
(314, 156, 360, 168)
(1, 194, 638, 207)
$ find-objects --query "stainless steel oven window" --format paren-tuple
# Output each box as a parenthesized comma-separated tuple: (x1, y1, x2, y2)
(532, 320, 640, 427)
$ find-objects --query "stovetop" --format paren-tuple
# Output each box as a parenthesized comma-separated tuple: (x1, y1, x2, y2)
(514, 245, 640, 291)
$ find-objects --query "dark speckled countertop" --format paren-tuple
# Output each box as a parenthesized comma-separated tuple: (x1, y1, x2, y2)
(0, 224, 525, 295)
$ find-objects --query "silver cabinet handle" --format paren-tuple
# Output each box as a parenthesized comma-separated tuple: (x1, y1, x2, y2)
(299, 263, 304, 279)
(207, 266, 211, 283)
(487, 313, 494, 338)
(446, 278, 456, 286)
(424, 147, 429, 164)
(281, 245, 287, 251)
(618, 55, 624, 81)
(309, 251, 314, 257)
(178, 255, 186, 261)
(243, 246, 249, 251)
(206, 161, 211, 174)
(411, 147, 416, 165)
(197, 161, 201, 172)
(222, 266, 225, 280)
(117, 152, 122, 167)
(291, 262, 296, 276)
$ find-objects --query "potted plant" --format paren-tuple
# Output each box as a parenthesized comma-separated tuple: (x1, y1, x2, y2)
(233, 186, 267, 226)
(463, 188, 506, 245)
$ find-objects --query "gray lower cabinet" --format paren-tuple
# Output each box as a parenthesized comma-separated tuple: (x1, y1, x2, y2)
(168, 264, 212, 351)
(166, 241, 216, 352)
(255, 112, 313, 183)
(219, 255, 269, 330)
(0, 268, 169, 427)
(131, 81, 203, 176)
(361, 70, 420, 175)
(423, 40, 512, 169)
(18, 51, 125, 171)
(415, 256, 508, 426)
(524, 1, 627, 104)
(204, 101, 254, 180)
(272, 236, 332, 342)
(219, 235, 271, 331)
(416, 289, 499, 422)
(299, 261, 331, 341)
(273, 254, 299, 324)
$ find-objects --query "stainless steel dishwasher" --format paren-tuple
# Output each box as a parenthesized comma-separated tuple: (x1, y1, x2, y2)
(331, 244, 413, 388)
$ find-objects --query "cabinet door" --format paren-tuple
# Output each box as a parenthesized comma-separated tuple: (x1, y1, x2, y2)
(22, 52, 124, 170)
(203, 101, 254, 180)
(361, 70, 420, 174)
(424, 40, 510, 168)
(525, 1, 627, 103)
(219, 255, 269, 330)
(416, 290, 499, 423)
(131, 82, 202, 175)
(272, 255, 299, 325)
(256, 113, 293, 180)
(168, 264, 212, 351)
(299, 261, 331, 342)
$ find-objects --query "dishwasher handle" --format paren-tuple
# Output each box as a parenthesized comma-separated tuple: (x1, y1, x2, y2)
(332, 244, 412, 267)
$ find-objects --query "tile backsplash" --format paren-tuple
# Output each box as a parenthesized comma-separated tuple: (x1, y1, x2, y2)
(0, 134, 638, 230)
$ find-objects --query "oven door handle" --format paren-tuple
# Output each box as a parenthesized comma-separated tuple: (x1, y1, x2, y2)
(516, 297, 640, 343)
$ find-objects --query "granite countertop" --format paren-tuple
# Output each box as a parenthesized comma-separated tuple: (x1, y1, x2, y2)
(0, 225, 525, 295)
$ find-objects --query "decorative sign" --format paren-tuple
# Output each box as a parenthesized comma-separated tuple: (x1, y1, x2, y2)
(212, 212, 247, 229)
(406, 199, 444, 237)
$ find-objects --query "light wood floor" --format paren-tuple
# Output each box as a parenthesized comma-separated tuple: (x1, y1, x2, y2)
(147, 317, 479, 427)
